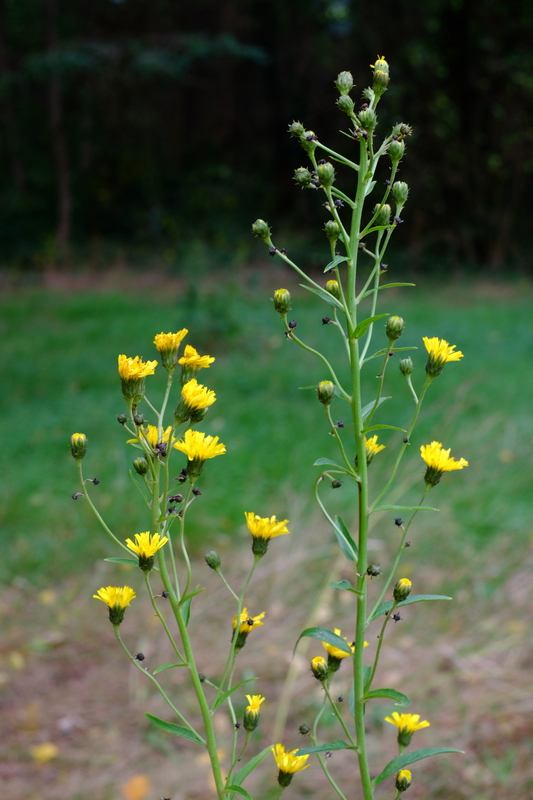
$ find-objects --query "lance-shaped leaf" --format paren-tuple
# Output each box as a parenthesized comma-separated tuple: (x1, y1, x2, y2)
(333, 515, 358, 562)
(231, 745, 273, 786)
(300, 283, 344, 309)
(369, 594, 452, 623)
(104, 557, 138, 566)
(372, 747, 464, 786)
(353, 313, 390, 339)
(362, 397, 391, 422)
(361, 282, 415, 299)
(363, 688, 411, 707)
(212, 678, 257, 711)
(361, 424, 407, 434)
(296, 739, 355, 756)
(153, 662, 187, 675)
(225, 786, 253, 800)
(329, 579, 359, 593)
(292, 627, 353, 658)
(313, 457, 349, 470)
(323, 254, 349, 272)
(145, 713, 205, 745)
(372, 504, 439, 513)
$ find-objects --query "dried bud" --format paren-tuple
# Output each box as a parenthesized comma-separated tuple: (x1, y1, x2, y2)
(299, 724, 310, 735)
(205, 550, 221, 570)
(293, 167, 313, 188)
(331, 479, 342, 489)
(324, 220, 340, 243)
(392, 123, 413, 140)
(252, 219, 272, 244)
(399, 357, 414, 376)
(317, 380, 335, 406)
(335, 71, 354, 95)
(366, 563, 382, 577)
(385, 316, 405, 341)
(393, 578, 412, 603)
(317, 162, 335, 188)
(133, 457, 149, 476)
(388, 140, 405, 164)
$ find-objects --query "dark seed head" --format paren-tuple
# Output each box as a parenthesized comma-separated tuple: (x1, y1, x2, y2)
(394, 518, 404, 527)
(192, 487, 202, 496)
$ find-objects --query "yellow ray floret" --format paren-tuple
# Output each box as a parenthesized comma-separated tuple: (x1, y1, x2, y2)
(245, 512, 290, 540)
(173, 429, 226, 461)
(233, 607, 265, 634)
(93, 585, 136, 609)
(322, 628, 368, 660)
(178, 345, 215, 369)
(384, 712, 430, 734)
(365, 435, 386, 457)
(154, 330, 188, 352)
(420, 441, 468, 472)
(125, 531, 168, 559)
(118, 354, 158, 380)
(271, 743, 310, 774)
(127, 424, 175, 449)
(246, 694, 266, 713)
(181, 379, 217, 411)
(423, 336, 463, 363)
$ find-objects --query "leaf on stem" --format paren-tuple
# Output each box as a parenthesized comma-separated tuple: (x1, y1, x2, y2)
(292, 627, 353, 658)
(313, 457, 348, 470)
(369, 594, 452, 623)
(225, 786, 254, 800)
(372, 504, 439, 513)
(212, 678, 258, 711)
(296, 739, 355, 756)
(360, 283, 415, 299)
(372, 748, 464, 786)
(179, 587, 205, 605)
(323, 255, 349, 272)
(329, 579, 360, 594)
(231, 745, 273, 786)
(363, 688, 411, 707)
(353, 313, 390, 340)
(104, 557, 138, 566)
(349, 666, 372, 716)
(362, 397, 391, 422)
(333, 515, 358, 562)
(300, 283, 344, 309)
(364, 179, 376, 197)
(361, 424, 407, 434)
(145, 713, 204, 745)
(152, 662, 187, 675)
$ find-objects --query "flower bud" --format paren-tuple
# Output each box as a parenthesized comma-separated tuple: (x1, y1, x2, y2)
(243, 694, 265, 732)
(252, 219, 272, 243)
(205, 550, 221, 570)
(392, 123, 413, 140)
(399, 357, 413, 377)
(331, 479, 342, 489)
(273, 288, 292, 314)
(396, 769, 412, 792)
(293, 167, 313, 188)
(317, 162, 335, 188)
(288, 120, 305, 138)
(371, 55, 390, 95)
(393, 578, 412, 603)
(299, 724, 310, 735)
(385, 316, 405, 341)
(366, 563, 382, 577)
(301, 130, 318, 155)
(391, 181, 409, 206)
(358, 108, 377, 132)
(133, 457, 149, 476)
(70, 433, 87, 460)
(374, 203, 391, 227)
(117, 413, 127, 425)
(324, 220, 340, 243)
(337, 94, 355, 116)
(335, 70, 354, 95)
(310, 656, 329, 681)
(389, 140, 405, 164)
(325, 279, 341, 300)
(317, 380, 335, 406)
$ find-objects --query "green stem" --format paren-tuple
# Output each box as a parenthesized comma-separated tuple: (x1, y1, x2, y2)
(77, 462, 131, 554)
(364, 337, 395, 427)
(365, 601, 398, 691)
(226, 730, 252, 786)
(214, 568, 240, 601)
(309, 704, 350, 800)
(325, 405, 358, 476)
(323, 685, 357, 747)
(144, 572, 185, 662)
(284, 323, 351, 402)
(158, 371, 174, 434)
(316, 141, 359, 171)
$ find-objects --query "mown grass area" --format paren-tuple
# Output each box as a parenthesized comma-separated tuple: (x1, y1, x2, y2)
(1, 271, 532, 589)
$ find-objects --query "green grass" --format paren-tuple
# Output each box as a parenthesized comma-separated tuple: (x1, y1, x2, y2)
(1, 274, 532, 585)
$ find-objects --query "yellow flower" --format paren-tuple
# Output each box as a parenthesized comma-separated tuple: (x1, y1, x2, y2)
(370, 54, 388, 70)
(423, 336, 463, 377)
(310, 655, 329, 681)
(127, 424, 175, 450)
(243, 694, 265, 732)
(420, 441, 468, 486)
(396, 769, 412, 792)
(246, 694, 266, 713)
(118, 354, 158, 380)
(178, 345, 215, 370)
(385, 712, 430, 747)
(233, 607, 265, 635)
(322, 628, 355, 660)
(245, 512, 290, 557)
(370, 55, 390, 94)
(175, 379, 216, 424)
(272, 744, 310, 787)
(125, 531, 168, 571)
(93, 585, 136, 626)
(173, 429, 226, 477)
(154, 330, 188, 371)
(393, 578, 412, 603)
(365, 435, 386, 462)
(70, 432, 87, 460)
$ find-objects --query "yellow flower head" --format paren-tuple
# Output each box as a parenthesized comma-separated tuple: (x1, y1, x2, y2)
(127, 424, 175, 450)
(232, 608, 265, 652)
(246, 694, 266, 713)
(93, 585, 136, 625)
(173, 429, 226, 476)
(70, 432, 87, 460)
(423, 336, 463, 377)
(420, 441, 468, 486)
(243, 694, 265, 732)
(245, 512, 290, 557)
(310, 655, 329, 681)
(154, 330, 188, 371)
(370, 55, 390, 93)
(385, 712, 430, 747)
(365, 435, 386, 462)
(393, 578, 412, 603)
(272, 743, 310, 786)
(125, 531, 168, 571)
(178, 344, 215, 369)
(175, 379, 217, 424)
(118, 354, 158, 380)
(322, 628, 368, 662)
(396, 769, 412, 792)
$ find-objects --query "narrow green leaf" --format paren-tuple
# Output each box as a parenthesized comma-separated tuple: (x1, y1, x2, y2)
(361, 424, 407, 434)
(359, 224, 390, 237)
(364, 179, 376, 197)
(372, 504, 439, 513)
(179, 586, 205, 605)
(225, 786, 254, 800)
(323, 255, 349, 272)
(104, 557, 138, 565)
(372, 748, 464, 787)
(313, 457, 347, 470)
(362, 664, 372, 694)
(145, 713, 204, 745)
(296, 739, 354, 756)
(361, 282, 415, 298)
(293, 627, 352, 658)
(364, 688, 411, 707)
(329, 579, 354, 591)
(354, 313, 390, 339)
(300, 284, 343, 309)
(363, 346, 418, 364)
(231, 745, 273, 786)
(369, 594, 452, 622)
(182, 597, 193, 627)
(212, 678, 257, 711)
(153, 662, 187, 675)
(333, 515, 358, 562)
(361, 397, 390, 422)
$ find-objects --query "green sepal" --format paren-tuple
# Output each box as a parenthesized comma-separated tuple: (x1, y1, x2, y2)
(211, 678, 257, 711)
(225, 787, 254, 800)
(292, 626, 353, 658)
(369, 594, 452, 623)
(300, 283, 344, 309)
(362, 397, 390, 422)
(361, 424, 407, 434)
(363, 688, 411, 707)
(104, 557, 138, 566)
(152, 662, 187, 675)
(145, 713, 205, 745)
(231, 745, 273, 786)
(324, 255, 348, 272)
(360, 282, 415, 299)
(333, 515, 358, 562)
(372, 748, 464, 787)
(353, 313, 390, 339)
(296, 739, 355, 756)
(372, 504, 439, 513)
(329, 579, 361, 595)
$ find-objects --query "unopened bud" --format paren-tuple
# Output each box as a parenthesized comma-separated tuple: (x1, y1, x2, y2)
(392, 123, 413, 140)
(273, 288, 292, 314)
(252, 219, 272, 243)
(301, 130, 318, 155)
(317, 162, 335, 188)
(325, 279, 341, 300)
(117, 413, 127, 425)
(335, 71, 354, 95)
(310, 656, 329, 681)
(396, 769, 412, 792)
(389, 140, 405, 164)
(205, 550, 221, 570)
(393, 578, 412, 603)
(331, 479, 342, 489)
(337, 94, 355, 116)
(366, 563, 382, 577)
(299, 724, 310, 735)
(133, 413, 144, 426)
(288, 120, 305, 138)
(399, 357, 413, 376)
(358, 108, 377, 131)
(70, 433, 87, 460)
(374, 203, 391, 227)
(133, 457, 149, 476)
(371, 55, 390, 95)
(386, 316, 404, 341)
(391, 181, 409, 206)
(293, 167, 313, 188)
(324, 220, 340, 243)
(317, 380, 335, 406)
